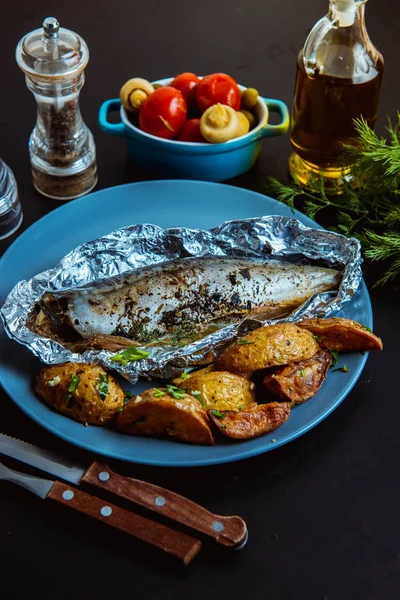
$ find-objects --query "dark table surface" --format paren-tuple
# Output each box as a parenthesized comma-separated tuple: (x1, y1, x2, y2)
(1, 1, 399, 599)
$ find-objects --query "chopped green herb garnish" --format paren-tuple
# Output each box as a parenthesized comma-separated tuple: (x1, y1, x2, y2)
(332, 365, 349, 373)
(220, 424, 227, 430)
(210, 409, 226, 420)
(111, 346, 150, 366)
(237, 339, 256, 345)
(191, 390, 206, 408)
(131, 416, 147, 427)
(68, 374, 81, 392)
(96, 373, 109, 401)
(330, 351, 339, 366)
(362, 325, 373, 333)
(166, 385, 187, 400)
(313, 334, 322, 343)
(238, 405, 243, 410)
(123, 391, 134, 404)
(300, 369, 306, 377)
(179, 371, 189, 381)
(153, 388, 166, 398)
(66, 373, 80, 403)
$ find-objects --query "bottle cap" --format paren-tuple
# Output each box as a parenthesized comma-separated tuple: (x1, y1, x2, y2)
(16, 17, 89, 80)
(333, 0, 358, 27)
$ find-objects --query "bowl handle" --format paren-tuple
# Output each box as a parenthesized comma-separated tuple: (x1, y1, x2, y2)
(98, 99, 125, 135)
(261, 98, 290, 137)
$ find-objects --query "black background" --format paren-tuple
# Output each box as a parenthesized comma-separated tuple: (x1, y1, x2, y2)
(1, 1, 399, 599)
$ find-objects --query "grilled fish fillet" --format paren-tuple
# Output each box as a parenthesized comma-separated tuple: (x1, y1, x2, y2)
(36, 256, 341, 345)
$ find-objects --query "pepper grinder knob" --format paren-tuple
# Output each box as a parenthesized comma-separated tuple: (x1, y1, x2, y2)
(43, 17, 60, 37)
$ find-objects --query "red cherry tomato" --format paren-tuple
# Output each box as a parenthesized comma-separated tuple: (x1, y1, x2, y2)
(170, 72, 200, 105)
(176, 119, 205, 143)
(196, 73, 241, 113)
(139, 87, 187, 139)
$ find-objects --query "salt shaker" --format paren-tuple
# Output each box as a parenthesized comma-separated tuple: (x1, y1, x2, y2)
(16, 17, 97, 200)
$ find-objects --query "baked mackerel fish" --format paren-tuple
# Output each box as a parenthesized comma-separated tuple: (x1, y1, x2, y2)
(32, 256, 341, 349)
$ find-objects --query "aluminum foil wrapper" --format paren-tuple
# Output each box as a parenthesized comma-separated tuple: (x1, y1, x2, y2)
(1, 215, 362, 383)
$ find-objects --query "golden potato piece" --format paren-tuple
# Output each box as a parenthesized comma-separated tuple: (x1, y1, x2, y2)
(208, 402, 291, 440)
(217, 323, 320, 374)
(172, 365, 215, 386)
(116, 387, 214, 445)
(263, 349, 332, 404)
(34, 362, 124, 425)
(174, 370, 256, 411)
(297, 318, 383, 352)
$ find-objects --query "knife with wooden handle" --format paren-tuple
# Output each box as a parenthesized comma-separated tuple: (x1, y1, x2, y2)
(0, 460, 201, 565)
(0, 433, 248, 548)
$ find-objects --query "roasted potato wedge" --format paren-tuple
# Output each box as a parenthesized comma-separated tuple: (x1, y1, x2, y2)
(172, 365, 215, 386)
(116, 387, 214, 445)
(208, 402, 291, 440)
(297, 318, 383, 352)
(174, 370, 256, 411)
(34, 362, 124, 425)
(262, 349, 332, 404)
(217, 323, 320, 375)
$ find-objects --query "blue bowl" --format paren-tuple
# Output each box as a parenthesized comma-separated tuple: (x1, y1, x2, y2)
(98, 77, 290, 181)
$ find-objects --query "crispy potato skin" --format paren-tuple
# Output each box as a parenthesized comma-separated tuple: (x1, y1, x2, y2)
(209, 402, 291, 440)
(174, 370, 256, 411)
(116, 388, 214, 445)
(297, 318, 383, 352)
(34, 362, 124, 425)
(217, 323, 320, 374)
(263, 349, 332, 404)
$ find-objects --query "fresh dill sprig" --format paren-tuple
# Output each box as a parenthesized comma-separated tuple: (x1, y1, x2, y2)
(362, 230, 400, 285)
(266, 114, 400, 286)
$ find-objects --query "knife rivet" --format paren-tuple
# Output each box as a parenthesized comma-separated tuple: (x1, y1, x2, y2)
(155, 495, 166, 507)
(212, 521, 225, 533)
(100, 506, 112, 517)
(98, 471, 110, 482)
(62, 490, 74, 501)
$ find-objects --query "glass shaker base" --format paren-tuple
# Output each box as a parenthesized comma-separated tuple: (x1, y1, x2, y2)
(0, 209, 23, 240)
(32, 163, 98, 201)
(0, 162, 23, 240)
(288, 152, 352, 189)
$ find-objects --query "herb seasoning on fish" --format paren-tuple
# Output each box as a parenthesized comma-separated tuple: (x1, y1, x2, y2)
(34, 256, 341, 348)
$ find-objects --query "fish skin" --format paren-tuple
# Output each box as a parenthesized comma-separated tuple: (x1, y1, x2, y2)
(39, 257, 341, 343)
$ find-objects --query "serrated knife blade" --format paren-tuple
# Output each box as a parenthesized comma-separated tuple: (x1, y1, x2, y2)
(0, 433, 84, 484)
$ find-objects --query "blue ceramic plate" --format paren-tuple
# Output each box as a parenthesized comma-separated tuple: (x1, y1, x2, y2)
(0, 181, 371, 466)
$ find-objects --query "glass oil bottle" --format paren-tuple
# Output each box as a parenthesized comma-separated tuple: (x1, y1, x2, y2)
(289, 0, 384, 188)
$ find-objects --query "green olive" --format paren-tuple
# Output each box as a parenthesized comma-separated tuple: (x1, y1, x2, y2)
(241, 88, 259, 111)
(240, 110, 256, 129)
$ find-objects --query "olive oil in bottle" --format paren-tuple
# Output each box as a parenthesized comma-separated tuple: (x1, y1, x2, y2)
(289, 0, 384, 187)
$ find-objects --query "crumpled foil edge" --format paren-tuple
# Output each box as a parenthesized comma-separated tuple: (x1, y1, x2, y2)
(1, 215, 363, 383)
